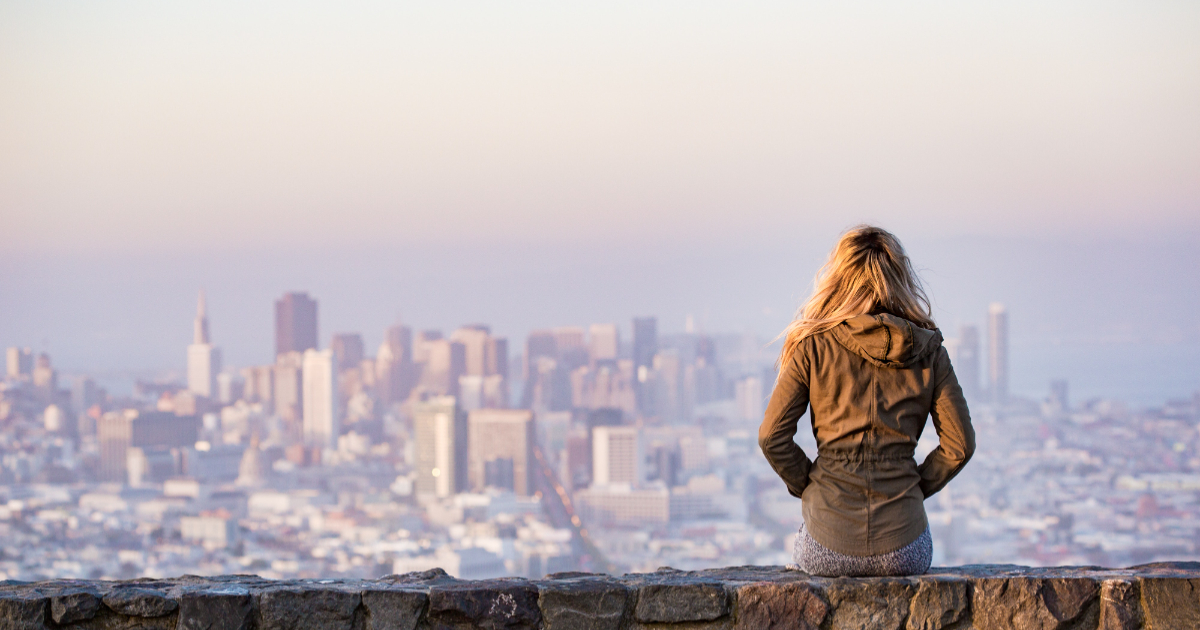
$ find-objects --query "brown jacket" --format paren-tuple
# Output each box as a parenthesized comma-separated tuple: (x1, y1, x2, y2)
(759, 313, 975, 556)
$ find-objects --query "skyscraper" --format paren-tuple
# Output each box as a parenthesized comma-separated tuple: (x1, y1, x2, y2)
(523, 330, 557, 380)
(467, 409, 534, 495)
(988, 303, 1009, 404)
(592, 425, 642, 487)
(275, 292, 318, 358)
(302, 348, 338, 449)
(589, 324, 619, 363)
(330, 333, 364, 371)
(187, 290, 222, 398)
(413, 396, 466, 498)
(5, 347, 32, 379)
(953, 325, 981, 401)
(633, 317, 657, 415)
(451, 325, 491, 377)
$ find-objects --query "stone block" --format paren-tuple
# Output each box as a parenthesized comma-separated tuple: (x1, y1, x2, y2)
(0, 593, 48, 630)
(51, 588, 103, 624)
(103, 587, 179, 618)
(825, 578, 915, 630)
(361, 588, 427, 630)
(972, 576, 1098, 630)
(256, 586, 361, 630)
(428, 579, 540, 630)
(176, 586, 253, 630)
(538, 577, 631, 630)
(1140, 577, 1200, 630)
(634, 580, 730, 623)
(1098, 579, 1141, 630)
(906, 578, 969, 630)
(735, 581, 828, 630)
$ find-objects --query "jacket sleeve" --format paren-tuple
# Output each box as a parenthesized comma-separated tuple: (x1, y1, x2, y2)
(758, 346, 813, 498)
(917, 347, 976, 498)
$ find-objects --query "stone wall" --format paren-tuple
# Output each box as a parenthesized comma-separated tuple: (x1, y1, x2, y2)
(2, 563, 1199, 630)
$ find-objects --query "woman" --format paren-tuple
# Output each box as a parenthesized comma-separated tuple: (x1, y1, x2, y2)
(759, 225, 975, 577)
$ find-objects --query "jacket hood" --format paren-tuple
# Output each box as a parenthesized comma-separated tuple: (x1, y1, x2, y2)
(830, 313, 943, 368)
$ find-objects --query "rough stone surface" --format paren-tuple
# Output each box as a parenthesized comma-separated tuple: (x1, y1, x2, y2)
(906, 578, 969, 630)
(102, 587, 179, 618)
(972, 575, 1099, 630)
(631, 571, 730, 623)
(1140, 576, 1200, 630)
(538, 577, 631, 630)
(51, 588, 103, 624)
(825, 578, 916, 630)
(257, 586, 361, 630)
(735, 581, 827, 630)
(0, 563, 1199, 630)
(361, 588, 427, 630)
(1098, 579, 1141, 630)
(427, 579, 541, 630)
(176, 586, 253, 630)
(0, 592, 48, 630)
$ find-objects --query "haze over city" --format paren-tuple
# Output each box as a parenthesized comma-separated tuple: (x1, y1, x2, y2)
(0, 0, 1198, 584)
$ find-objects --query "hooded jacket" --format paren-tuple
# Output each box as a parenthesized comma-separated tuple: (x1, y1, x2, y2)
(759, 313, 975, 556)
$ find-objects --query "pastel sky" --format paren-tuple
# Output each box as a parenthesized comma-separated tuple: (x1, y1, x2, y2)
(1, 1, 1197, 253)
(1, 1, 1198, 404)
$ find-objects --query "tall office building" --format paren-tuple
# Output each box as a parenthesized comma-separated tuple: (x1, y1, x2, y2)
(330, 333, 364, 371)
(413, 396, 466, 498)
(275, 292, 318, 358)
(6, 347, 32, 379)
(302, 349, 338, 449)
(486, 337, 508, 381)
(273, 352, 304, 426)
(953, 325, 981, 400)
(187, 290, 222, 398)
(589, 324, 619, 363)
(97, 410, 200, 483)
(467, 409, 534, 495)
(592, 425, 642, 487)
(633, 317, 658, 415)
(421, 340, 467, 396)
(524, 331, 557, 380)
(988, 303, 1009, 404)
(451, 325, 491, 376)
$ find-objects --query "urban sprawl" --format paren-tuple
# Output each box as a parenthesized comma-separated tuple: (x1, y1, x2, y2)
(1, 293, 1197, 581)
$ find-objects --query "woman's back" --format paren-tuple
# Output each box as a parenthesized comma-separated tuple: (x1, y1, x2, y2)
(760, 312, 974, 558)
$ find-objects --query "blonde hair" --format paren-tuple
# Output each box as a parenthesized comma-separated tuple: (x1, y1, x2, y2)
(778, 225, 935, 365)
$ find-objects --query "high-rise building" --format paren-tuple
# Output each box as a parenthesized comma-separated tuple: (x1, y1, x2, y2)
(950, 325, 981, 400)
(632, 318, 658, 372)
(187, 290, 222, 398)
(275, 292, 318, 358)
(5, 347, 32, 379)
(589, 324, 619, 363)
(553, 327, 588, 371)
(385, 324, 413, 364)
(421, 339, 467, 396)
(524, 331, 557, 380)
(592, 425, 642, 487)
(467, 409, 534, 495)
(988, 303, 1009, 404)
(97, 410, 199, 483)
(486, 337, 508, 381)
(413, 396, 466, 498)
(633, 317, 658, 415)
(273, 352, 304, 426)
(330, 333, 364, 371)
(451, 325, 491, 376)
(302, 349, 338, 449)
(735, 375, 764, 423)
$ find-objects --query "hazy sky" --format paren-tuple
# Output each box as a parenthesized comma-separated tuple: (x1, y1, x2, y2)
(1, 2, 1198, 402)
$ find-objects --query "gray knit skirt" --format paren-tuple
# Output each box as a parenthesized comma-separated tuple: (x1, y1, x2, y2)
(791, 522, 932, 577)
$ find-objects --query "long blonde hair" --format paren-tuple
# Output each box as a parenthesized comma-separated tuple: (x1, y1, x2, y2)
(778, 225, 935, 365)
